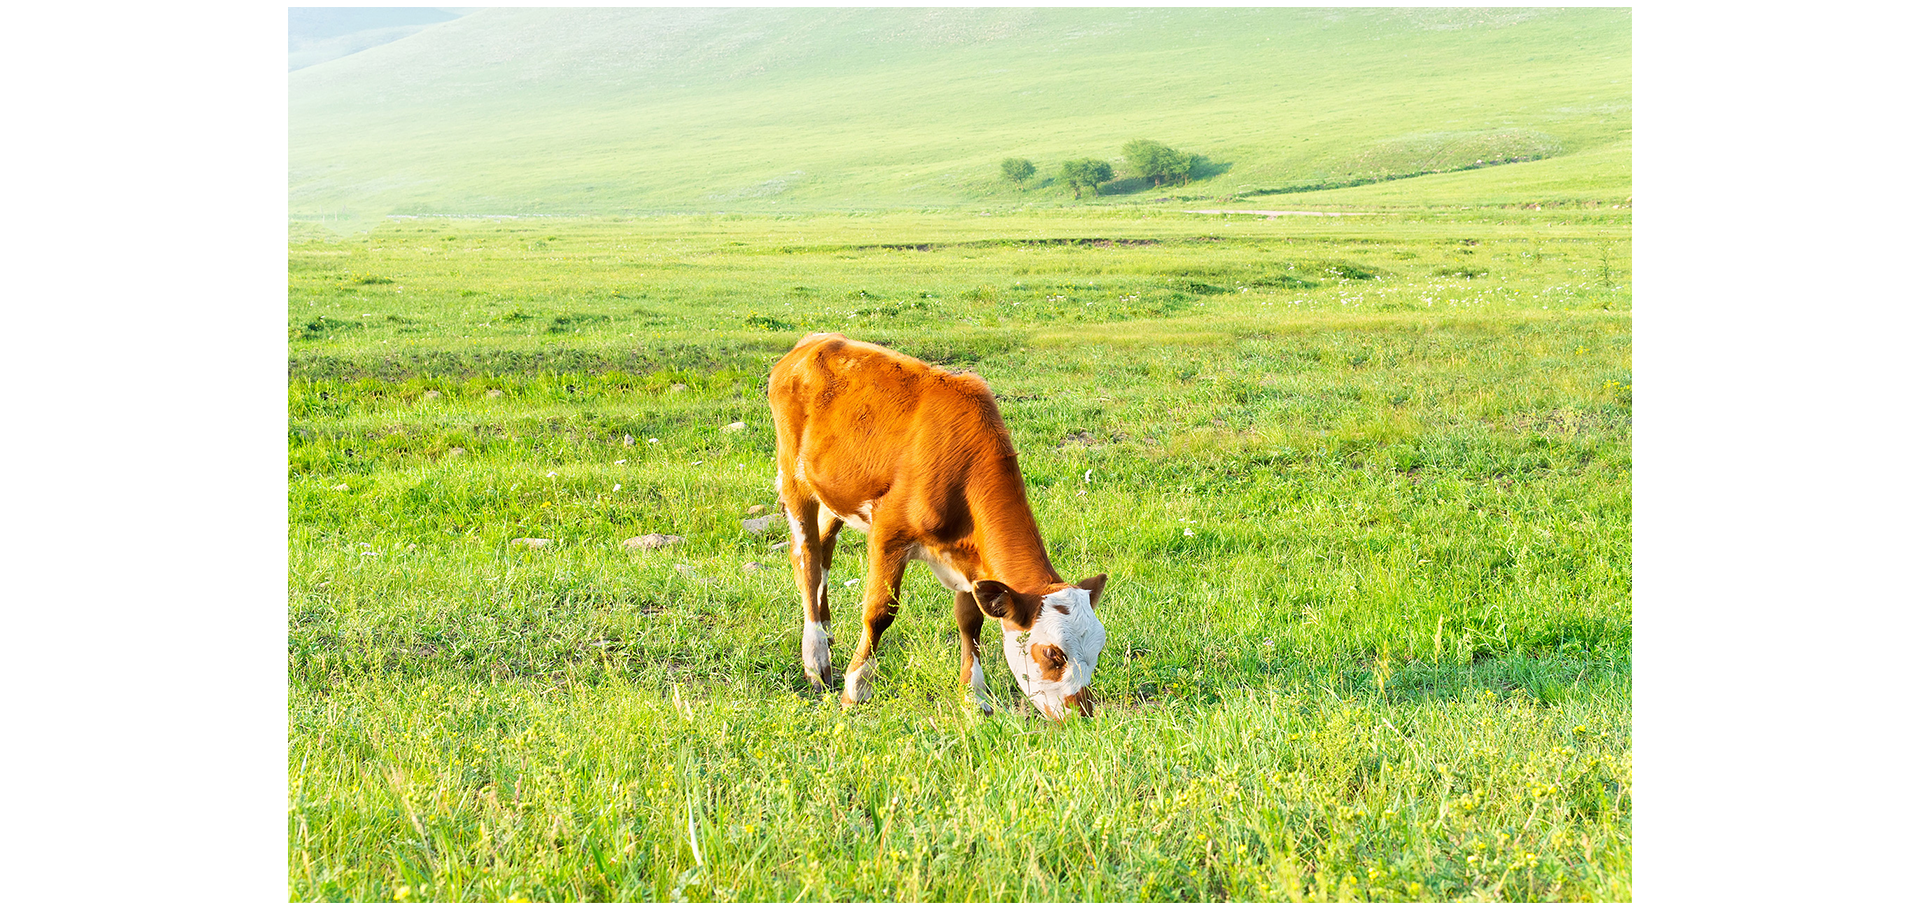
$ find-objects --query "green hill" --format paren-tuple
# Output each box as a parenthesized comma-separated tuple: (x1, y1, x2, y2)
(289, 7, 1630, 220)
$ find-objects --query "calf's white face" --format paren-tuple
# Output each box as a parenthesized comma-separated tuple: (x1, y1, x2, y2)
(1002, 585, 1107, 720)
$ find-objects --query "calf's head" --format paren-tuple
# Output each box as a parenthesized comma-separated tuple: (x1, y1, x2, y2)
(973, 574, 1108, 719)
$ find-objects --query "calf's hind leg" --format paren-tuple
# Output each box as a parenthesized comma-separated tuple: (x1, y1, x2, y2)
(783, 495, 843, 691)
(841, 529, 912, 705)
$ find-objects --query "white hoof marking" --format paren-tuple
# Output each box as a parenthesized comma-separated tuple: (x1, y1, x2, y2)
(802, 620, 832, 685)
(843, 662, 874, 703)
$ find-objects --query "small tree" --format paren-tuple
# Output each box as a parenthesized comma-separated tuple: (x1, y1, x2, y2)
(1000, 157, 1036, 184)
(1060, 158, 1114, 198)
(1122, 139, 1200, 187)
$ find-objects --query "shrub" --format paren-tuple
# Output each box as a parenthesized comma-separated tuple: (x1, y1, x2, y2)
(1122, 139, 1200, 187)
(1060, 159, 1114, 198)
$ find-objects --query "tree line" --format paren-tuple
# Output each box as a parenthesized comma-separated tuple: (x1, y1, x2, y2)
(1001, 139, 1202, 198)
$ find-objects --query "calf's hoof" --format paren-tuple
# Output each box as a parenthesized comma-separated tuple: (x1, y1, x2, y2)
(841, 663, 874, 704)
(802, 623, 832, 689)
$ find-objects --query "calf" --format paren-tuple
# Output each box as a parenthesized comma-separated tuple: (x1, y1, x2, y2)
(767, 333, 1109, 719)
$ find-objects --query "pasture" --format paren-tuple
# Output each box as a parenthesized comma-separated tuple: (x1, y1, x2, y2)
(291, 7, 1630, 220)
(287, 208, 1631, 900)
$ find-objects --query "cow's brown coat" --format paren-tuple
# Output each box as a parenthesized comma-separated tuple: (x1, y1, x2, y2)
(769, 333, 1105, 713)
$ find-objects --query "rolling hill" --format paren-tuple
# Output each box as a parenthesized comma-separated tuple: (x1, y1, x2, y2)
(288, 7, 473, 71)
(289, 7, 1630, 220)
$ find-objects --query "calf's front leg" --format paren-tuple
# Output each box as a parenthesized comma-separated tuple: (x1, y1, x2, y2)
(954, 590, 994, 714)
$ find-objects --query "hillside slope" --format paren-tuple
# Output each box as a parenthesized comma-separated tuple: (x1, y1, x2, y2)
(288, 7, 471, 71)
(290, 7, 1630, 218)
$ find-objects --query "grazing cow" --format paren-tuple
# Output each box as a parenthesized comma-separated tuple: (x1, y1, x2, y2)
(767, 333, 1109, 719)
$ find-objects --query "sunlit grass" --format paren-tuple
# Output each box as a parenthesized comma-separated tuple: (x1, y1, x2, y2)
(289, 210, 1630, 900)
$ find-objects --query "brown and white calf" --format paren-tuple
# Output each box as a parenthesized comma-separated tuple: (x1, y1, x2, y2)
(767, 333, 1109, 719)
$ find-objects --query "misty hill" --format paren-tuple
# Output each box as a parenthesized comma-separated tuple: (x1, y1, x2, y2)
(288, 7, 473, 72)
(289, 7, 1630, 219)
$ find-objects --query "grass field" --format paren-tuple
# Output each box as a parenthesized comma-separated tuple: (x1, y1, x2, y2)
(290, 7, 1629, 221)
(288, 207, 1631, 901)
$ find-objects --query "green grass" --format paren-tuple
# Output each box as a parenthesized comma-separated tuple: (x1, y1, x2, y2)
(290, 8, 1629, 221)
(288, 209, 1631, 901)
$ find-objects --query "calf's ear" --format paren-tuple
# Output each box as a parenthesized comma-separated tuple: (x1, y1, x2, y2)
(972, 580, 1014, 619)
(972, 579, 1040, 629)
(1076, 573, 1108, 608)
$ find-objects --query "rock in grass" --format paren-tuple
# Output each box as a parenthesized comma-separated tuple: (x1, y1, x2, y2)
(746, 504, 766, 516)
(423, 390, 442, 401)
(332, 483, 350, 491)
(448, 447, 466, 457)
(623, 533, 684, 551)
(670, 383, 689, 393)
(770, 540, 791, 552)
(486, 389, 504, 398)
(622, 434, 636, 446)
(722, 421, 747, 433)
(511, 537, 554, 549)
(742, 516, 775, 534)
(744, 561, 769, 573)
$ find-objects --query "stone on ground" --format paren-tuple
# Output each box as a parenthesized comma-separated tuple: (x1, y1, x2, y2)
(623, 533, 685, 551)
